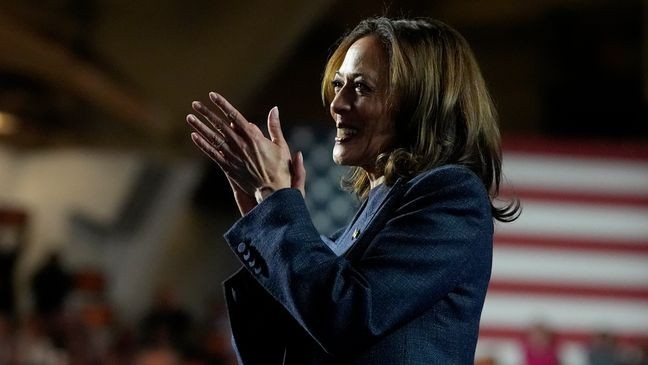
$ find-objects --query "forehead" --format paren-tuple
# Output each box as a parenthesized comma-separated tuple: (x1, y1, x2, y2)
(338, 36, 388, 79)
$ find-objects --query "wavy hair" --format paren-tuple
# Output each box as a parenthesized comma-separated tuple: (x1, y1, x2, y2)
(322, 17, 519, 222)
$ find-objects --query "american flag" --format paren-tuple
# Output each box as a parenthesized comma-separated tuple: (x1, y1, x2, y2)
(478, 137, 648, 364)
(290, 129, 648, 364)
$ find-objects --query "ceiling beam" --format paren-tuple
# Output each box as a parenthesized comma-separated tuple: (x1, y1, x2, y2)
(0, 12, 161, 132)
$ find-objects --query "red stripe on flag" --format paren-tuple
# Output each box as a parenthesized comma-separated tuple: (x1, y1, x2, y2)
(502, 135, 648, 161)
(494, 233, 648, 255)
(488, 280, 648, 301)
(479, 326, 648, 345)
(500, 187, 648, 208)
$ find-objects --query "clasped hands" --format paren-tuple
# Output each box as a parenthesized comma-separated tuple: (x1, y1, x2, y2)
(187, 92, 305, 216)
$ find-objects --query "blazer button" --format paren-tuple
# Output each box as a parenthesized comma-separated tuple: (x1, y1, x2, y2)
(237, 242, 247, 253)
(247, 258, 256, 267)
(243, 251, 251, 261)
(253, 266, 262, 275)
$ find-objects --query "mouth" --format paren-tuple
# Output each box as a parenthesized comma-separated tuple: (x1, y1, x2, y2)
(335, 127, 358, 144)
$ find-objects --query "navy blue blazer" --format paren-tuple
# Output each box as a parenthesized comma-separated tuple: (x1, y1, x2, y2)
(222, 164, 493, 364)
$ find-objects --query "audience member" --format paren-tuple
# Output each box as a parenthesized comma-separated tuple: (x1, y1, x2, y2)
(31, 252, 72, 317)
(522, 323, 561, 365)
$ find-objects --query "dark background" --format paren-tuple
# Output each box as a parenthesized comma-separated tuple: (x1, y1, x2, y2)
(1, 0, 645, 146)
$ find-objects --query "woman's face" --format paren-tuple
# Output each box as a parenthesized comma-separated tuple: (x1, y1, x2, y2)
(330, 36, 395, 172)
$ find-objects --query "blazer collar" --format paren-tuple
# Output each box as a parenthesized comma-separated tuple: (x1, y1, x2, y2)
(343, 177, 405, 259)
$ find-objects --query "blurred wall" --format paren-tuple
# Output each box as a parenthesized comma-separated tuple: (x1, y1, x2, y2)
(0, 147, 215, 320)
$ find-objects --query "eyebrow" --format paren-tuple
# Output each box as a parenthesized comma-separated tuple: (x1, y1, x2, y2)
(334, 71, 376, 83)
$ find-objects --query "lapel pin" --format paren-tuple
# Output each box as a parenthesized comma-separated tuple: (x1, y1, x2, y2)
(352, 229, 360, 239)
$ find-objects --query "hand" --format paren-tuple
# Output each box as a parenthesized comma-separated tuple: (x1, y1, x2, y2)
(227, 150, 304, 216)
(291, 150, 306, 198)
(226, 174, 257, 216)
(187, 92, 305, 215)
(226, 150, 304, 216)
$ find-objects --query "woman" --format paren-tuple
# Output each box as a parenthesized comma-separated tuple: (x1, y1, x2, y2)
(187, 17, 518, 365)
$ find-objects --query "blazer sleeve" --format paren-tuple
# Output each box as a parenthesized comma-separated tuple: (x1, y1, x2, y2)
(223, 166, 493, 355)
(223, 268, 289, 365)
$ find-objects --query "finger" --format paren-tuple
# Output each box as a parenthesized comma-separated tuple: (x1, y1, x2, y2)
(208, 92, 250, 132)
(191, 101, 240, 143)
(186, 114, 221, 144)
(266, 106, 286, 146)
(190, 132, 234, 172)
(291, 151, 306, 198)
(191, 130, 256, 204)
(186, 114, 237, 159)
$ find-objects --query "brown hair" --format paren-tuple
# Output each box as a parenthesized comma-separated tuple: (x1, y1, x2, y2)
(322, 17, 519, 222)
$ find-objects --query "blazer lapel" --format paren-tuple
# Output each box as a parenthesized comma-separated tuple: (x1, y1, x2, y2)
(343, 178, 405, 260)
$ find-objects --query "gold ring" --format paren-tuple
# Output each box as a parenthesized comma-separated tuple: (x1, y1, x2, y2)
(214, 137, 226, 149)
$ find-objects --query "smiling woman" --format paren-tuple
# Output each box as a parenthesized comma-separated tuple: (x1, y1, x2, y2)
(187, 16, 519, 365)
(329, 36, 395, 184)
(322, 19, 519, 219)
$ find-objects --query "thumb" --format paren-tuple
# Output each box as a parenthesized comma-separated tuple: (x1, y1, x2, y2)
(267, 106, 286, 145)
(291, 151, 306, 198)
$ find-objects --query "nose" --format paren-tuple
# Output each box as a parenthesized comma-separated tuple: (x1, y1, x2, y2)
(330, 87, 352, 117)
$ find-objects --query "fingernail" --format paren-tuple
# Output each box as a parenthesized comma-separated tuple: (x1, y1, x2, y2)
(192, 101, 200, 108)
(209, 92, 218, 100)
(187, 114, 195, 122)
(271, 106, 279, 119)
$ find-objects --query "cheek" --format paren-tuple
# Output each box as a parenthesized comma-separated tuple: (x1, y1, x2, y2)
(368, 103, 390, 128)
(367, 117, 396, 152)
(371, 111, 395, 137)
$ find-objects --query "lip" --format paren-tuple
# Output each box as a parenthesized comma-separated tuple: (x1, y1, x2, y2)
(335, 124, 359, 144)
(335, 120, 357, 128)
(335, 135, 354, 144)
(335, 136, 352, 144)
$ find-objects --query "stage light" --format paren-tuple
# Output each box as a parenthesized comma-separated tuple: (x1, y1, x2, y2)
(0, 112, 18, 135)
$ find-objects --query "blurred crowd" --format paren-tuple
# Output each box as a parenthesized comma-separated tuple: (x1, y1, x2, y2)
(1, 252, 647, 365)
(476, 323, 648, 365)
(520, 323, 648, 365)
(0, 253, 237, 365)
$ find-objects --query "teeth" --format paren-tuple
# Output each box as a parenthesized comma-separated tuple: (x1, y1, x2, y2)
(336, 128, 358, 140)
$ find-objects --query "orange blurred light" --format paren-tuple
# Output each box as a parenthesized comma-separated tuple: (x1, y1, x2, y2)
(0, 112, 18, 135)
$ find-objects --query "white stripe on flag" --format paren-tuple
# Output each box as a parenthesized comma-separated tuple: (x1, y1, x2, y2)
(502, 154, 648, 195)
(481, 293, 648, 333)
(492, 246, 648, 287)
(495, 201, 648, 240)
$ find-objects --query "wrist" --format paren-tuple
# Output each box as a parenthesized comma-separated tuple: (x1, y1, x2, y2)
(254, 186, 276, 203)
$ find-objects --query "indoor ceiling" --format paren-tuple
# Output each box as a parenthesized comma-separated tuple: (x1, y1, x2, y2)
(0, 0, 644, 150)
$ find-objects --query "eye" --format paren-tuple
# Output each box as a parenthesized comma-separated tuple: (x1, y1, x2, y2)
(331, 79, 344, 91)
(354, 82, 370, 93)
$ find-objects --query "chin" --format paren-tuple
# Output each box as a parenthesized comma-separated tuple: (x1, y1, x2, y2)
(332, 153, 347, 166)
(332, 146, 353, 166)
(333, 155, 364, 168)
